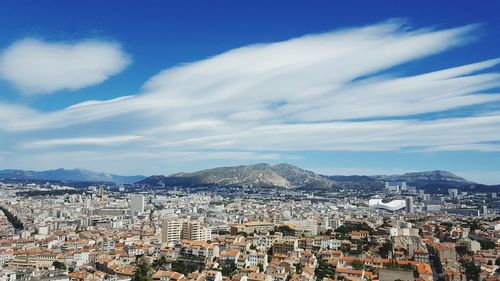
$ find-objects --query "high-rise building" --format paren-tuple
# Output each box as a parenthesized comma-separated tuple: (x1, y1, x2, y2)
(406, 197, 414, 213)
(481, 206, 488, 215)
(97, 187, 105, 197)
(448, 188, 459, 199)
(161, 219, 183, 243)
(385, 182, 407, 193)
(161, 218, 211, 243)
(130, 195, 145, 215)
(182, 220, 212, 241)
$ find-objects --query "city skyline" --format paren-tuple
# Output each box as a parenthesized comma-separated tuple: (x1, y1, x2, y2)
(1, 1, 500, 183)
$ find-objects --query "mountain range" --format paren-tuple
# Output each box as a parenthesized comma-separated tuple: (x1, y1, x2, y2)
(137, 163, 495, 191)
(150, 163, 333, 189)
(0, 164, 497, 191)
(0, 168, 145, 184)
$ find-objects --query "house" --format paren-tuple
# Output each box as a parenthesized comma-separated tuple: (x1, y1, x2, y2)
(152, 270, 187, 281)
(350, 230, 369, 240)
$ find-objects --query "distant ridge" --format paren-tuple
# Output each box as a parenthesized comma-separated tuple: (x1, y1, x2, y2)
(138, 164, 498, 192)
(0, 168, 145, 184)
(1, 165, 497, 192)
(138, 163, 333, 189)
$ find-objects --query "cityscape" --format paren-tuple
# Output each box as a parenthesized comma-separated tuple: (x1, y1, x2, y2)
(0, 2, 499, 281)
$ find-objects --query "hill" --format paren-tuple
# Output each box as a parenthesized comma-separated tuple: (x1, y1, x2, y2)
(137, 163, 334, 189)
(0, 168, 145, 184)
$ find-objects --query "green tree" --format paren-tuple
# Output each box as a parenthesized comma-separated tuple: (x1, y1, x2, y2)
(132, 257, 153, 281)
(460, 259, 480, 281)
(469, 220, 480, 231)
(315, 259, 335, 280)
(378, 241, 393, 258)
(480, 240, 495, 250)
(267, 247, 273, 262)
(52, 261, 66, 270)
(221, 264, 237, 276)
(351, 260, 364, 270)
(455, 245, 469, 257)
(152, 256, 167, 270)
(0, 207, 23, 230)
(257, 263, 264, 272)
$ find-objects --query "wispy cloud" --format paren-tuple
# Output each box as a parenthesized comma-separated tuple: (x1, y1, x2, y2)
(0, 38, 131, 95)
(0, 21, 499, 174)
(23, 135, 144, 148)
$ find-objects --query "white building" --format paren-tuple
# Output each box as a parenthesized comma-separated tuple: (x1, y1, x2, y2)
(182, 220, 212, 241)
(448, 188, 459, 199)
(161, 218, 211, 243)
(390, 225, 419, 237)
(369, 198, 406, 211)
(283, 219, 318, 235)
(385, 182, 406, 193)
(406, 197, 414, 213)
(161, 219, 183, 243)
(130, 195, 145, 215)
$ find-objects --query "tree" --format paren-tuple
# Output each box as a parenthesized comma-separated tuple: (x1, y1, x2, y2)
(152, 256, 167, 270)
(455, 245, 469, 257)
(132, 257, 153, 281)
(267, 247, 273, 262)
(53, 261, 66, 270)
(315, 259, 335, 280)
(460, 259, 480, 281)
(480, 240, 495, 250)
(0, 207, 23, 230)
(257, 263, 264, 272)
(469, 220, 480, 231)
(351, 260, 364, 270)
(378, 241, 393, 258)
(221, 264, 237, 276)
(495, 257, 500, 266)
(276, 225, 294, 235)
(335, 222, 373, 235)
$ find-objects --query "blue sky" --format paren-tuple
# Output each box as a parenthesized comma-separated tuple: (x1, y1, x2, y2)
(0, 1, 500, 183)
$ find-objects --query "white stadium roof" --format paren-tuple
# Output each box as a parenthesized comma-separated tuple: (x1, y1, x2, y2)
(368, 198, 406, 211)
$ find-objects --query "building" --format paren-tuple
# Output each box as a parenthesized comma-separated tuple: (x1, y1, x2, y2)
(350, 230, 369, 240)
(430, 242, 457, 268)
(480, 206, 488, 215)
(97, 187, 105, 197)
(161, 220, 183, 243)
(230, 221, 274, 235)
(283, 219, 318, 236)
(130, 195, 145, 215)
(448, 189, 459, 199)
(405, 197, 414, 213)
(385, 182, 407, 193)
(152, 270, 186, 281)
(162, 219, 211, 244)
(368, 198, 406, 211)
(273, 238, 298, 255)
(379, 269, 414, 281)
(182, 220, 211, 241)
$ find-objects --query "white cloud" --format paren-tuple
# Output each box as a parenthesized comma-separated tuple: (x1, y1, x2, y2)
(0, 21, 499, 177)
(23, 135, 144, 148)
(0, 38, 130, 95)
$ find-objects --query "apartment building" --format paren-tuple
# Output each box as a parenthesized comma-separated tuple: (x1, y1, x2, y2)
(161, 220, 183, 243)
(162, 218, 212, 244)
